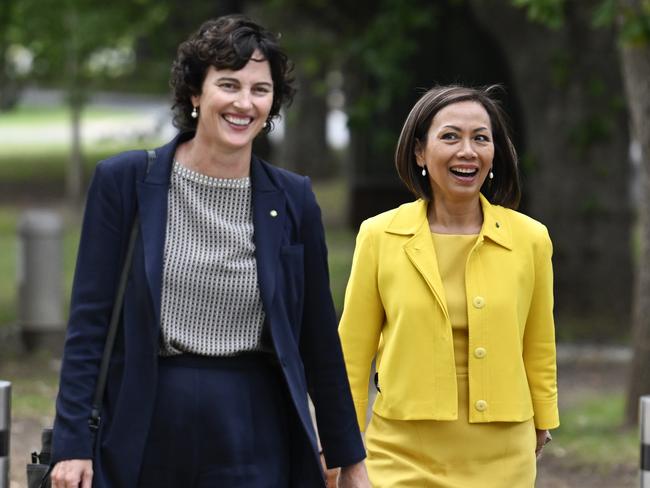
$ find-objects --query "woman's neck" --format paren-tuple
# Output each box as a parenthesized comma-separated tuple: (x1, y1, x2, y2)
(428, 196, 483, 235)
(176, 135, 252, 179)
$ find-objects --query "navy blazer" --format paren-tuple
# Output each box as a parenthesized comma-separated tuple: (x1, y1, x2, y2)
(52, 132, 365, 487)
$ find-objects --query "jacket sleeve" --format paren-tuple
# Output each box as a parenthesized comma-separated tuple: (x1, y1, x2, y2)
(523, 226, 560, 430)
(51, 162, 126, 462)
(298, 177, 366, 468)
(338, 220, 384, 432)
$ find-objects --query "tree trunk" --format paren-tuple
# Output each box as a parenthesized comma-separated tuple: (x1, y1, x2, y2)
(64, 6, 84, 206)
(280, 68, 333, 179)
(67, 100, 83, 205)
(471, 0, 632, 339)
(620, 1, 650, 425)
(0, 0, 19, 110)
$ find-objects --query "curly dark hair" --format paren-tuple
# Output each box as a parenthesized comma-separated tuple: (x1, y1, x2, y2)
(395, 85, 521, 209)
(170, 15, 295, 133)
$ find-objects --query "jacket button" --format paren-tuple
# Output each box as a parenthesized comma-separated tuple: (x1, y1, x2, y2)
(475, 400, 488, 412)
(474, 347, 487, 359)
(472, 296, 485, 309)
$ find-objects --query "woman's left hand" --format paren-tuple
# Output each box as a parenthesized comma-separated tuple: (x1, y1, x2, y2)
(535, 429, 552, 459)
(338, 461, 371, 488)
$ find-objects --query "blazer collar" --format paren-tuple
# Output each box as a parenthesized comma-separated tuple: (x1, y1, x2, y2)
(385, 193, 513, 250)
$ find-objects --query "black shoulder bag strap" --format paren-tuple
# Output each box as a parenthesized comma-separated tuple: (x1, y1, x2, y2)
(88, 149, 156, 433)
(36, 150, 157, 488)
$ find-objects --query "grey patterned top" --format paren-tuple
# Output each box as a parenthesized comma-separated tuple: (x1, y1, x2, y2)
(159, 161, 266, 356)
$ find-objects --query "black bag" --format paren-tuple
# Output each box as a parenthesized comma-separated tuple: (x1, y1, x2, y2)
(26, 150, 156, 488)
(26, 429, 52, 488)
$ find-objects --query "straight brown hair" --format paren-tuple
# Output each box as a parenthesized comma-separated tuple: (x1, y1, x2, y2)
(395, 85, 521, 209)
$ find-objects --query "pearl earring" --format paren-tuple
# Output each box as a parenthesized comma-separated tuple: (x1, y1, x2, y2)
(489, 170, 494, 180)
(421, 167, 427, 176)
(191, 106, 198, 119)
(263, 121, 268, 129)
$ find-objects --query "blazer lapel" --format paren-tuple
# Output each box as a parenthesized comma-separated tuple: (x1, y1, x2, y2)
(135, 135, 184, 327)
(403, 221, 449, 321)
(387, 201, 449, 320)
(251, 156, 286, 314)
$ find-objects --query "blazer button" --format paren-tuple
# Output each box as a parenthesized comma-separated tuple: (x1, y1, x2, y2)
(475, 400, 488, 412)
(474, 347, 487, 359)
(472, 296, 486, 309)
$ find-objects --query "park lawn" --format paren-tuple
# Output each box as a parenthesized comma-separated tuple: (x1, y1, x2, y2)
(0, 105, 142, 127)
(547, 392, 638, 468)
(0, 209, 18, 325)
(0, 141, 165, 183)
(0, 103, 164, 181)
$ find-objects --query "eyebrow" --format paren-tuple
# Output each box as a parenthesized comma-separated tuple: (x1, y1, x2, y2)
(442, 125, 490, 132)
(216, 76, 273, 87)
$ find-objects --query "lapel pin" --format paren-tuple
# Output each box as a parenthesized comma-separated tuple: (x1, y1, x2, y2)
(270, 210, 278, 217)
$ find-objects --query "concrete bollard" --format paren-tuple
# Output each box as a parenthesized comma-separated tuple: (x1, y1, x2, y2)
(18, 210, 65, 351)
(642, 396, 650, 487)
(0, 380, 10, 488)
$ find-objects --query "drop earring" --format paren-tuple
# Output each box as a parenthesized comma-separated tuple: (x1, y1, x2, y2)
(489, 170, 494, 179)
(191, 106, 198, 119)
(421, 167, 427, 177)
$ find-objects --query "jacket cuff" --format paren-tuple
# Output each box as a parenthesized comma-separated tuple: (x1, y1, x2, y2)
(533, 400, 560, 430)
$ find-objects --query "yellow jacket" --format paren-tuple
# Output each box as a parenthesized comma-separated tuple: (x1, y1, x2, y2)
(339, 195, 559, 431)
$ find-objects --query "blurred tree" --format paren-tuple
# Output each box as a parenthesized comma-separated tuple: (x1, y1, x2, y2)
(130, 0, 243, 92)
(259, 1, 522, 217)
(250, 2, 341, 178)
(613, 0, 650, 426)
(473, 0, 632, 338)
(0, 0, 21, 110)
(8, 0, 168, 205)
(513, 0, 650, 426)
(258, 0, 441, 207)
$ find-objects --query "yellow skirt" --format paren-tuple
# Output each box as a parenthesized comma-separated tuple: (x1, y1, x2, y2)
(365, 374, 537, 488)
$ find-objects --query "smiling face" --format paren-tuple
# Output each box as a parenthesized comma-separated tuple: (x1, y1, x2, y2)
(415, 100, 494, 205)
(191, 50, 274, 154)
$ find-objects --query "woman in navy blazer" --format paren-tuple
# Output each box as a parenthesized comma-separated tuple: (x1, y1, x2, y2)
(50, 15, 367, 488)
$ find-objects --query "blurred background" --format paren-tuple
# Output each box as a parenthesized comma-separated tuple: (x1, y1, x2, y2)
(0, 0, 649, 486)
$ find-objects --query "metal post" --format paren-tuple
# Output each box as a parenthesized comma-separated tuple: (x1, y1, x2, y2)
(18, 210, 65, 351)
(642, 396, 650, 487)
(0, 380, 11, 488)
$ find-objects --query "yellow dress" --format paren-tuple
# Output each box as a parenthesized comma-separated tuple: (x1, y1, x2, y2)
(365, 233, 537, 488)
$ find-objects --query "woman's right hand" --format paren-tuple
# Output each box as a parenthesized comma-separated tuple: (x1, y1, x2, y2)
(51, 459, 93, 488)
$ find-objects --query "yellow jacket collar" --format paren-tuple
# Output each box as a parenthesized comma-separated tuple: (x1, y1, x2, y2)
(385, 193, 513, 250)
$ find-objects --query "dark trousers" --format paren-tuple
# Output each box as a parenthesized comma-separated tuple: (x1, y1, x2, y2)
(138, 353, 306, 487)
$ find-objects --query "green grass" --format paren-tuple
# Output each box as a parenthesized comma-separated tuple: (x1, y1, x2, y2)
(0, 141, 164, 183)
(0, 105, 142, 127)
(312, 179, 356, 313)
(1, 349, 60, 417)
(0, 103, 164, 180)
(0, 209, 18, 325)
(324, 228, 355, 314)
(12, 380, 58, 418)
(548, 393, 637, 467)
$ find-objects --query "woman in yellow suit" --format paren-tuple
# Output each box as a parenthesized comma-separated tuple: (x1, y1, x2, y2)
(339, 85, 559, 487)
